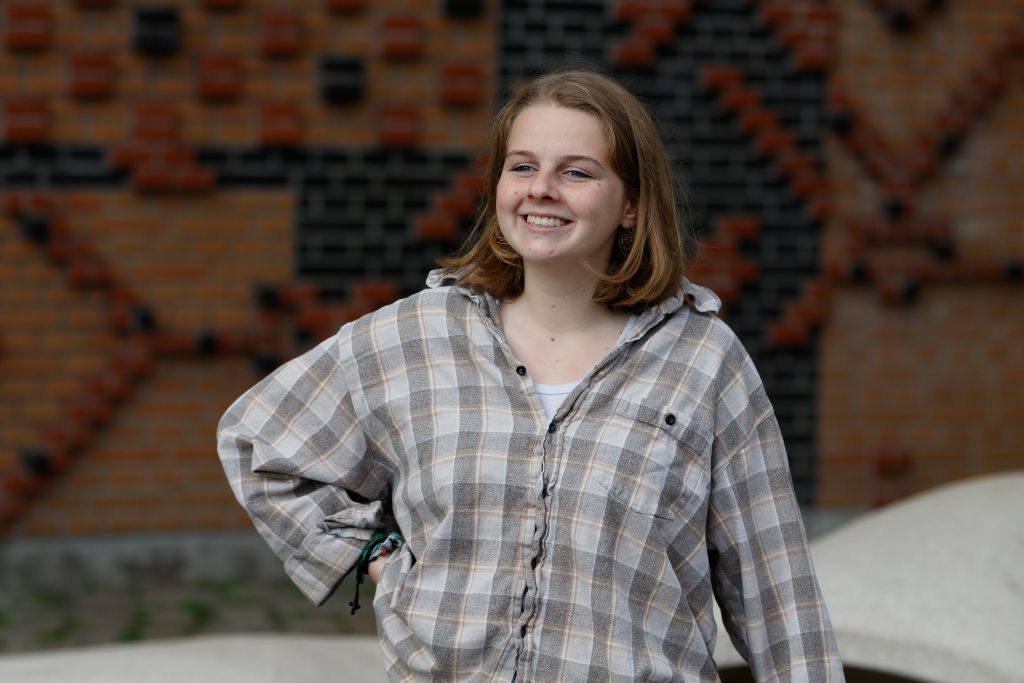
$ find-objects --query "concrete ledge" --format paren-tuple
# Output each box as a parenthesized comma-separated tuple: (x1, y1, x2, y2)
(0, 634, 388, 683)
(715, 472, 1024, 683)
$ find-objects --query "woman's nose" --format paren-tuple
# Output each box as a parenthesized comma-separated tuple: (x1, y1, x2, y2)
(527, 170, 558, 200)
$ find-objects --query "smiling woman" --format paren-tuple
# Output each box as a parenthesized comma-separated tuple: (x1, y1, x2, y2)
(496, 105, 634, 272)
(442, 69, 685, 312)
(217, 69, 845, 682)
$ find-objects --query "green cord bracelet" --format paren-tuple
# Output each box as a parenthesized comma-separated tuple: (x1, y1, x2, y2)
(349, 530, 404, 615)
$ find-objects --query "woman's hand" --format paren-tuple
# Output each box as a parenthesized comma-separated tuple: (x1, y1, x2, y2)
(367, 555, 385, 583)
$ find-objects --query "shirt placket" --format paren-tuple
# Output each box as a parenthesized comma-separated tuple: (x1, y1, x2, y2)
(470, 292, 657, 679)
(514, 406, 559, 676)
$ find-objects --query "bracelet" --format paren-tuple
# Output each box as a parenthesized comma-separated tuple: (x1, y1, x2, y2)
(365, 531, 404, 567)
(349, 530, 404, 615)
(355, 529, 389, 571)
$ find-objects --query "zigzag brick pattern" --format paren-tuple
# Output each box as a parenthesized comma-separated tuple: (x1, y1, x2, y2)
(0, 0, 495, 536)
(1, 0, 1023, 536)
(821, 0, 1024, 506)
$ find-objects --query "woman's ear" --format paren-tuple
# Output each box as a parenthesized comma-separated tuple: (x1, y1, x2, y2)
(621, 197, 638, 229)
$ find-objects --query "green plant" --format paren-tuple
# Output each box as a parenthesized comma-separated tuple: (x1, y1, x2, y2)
(118, 600, 149, 642)
(262, 603, 286, 630)
(179, 599, 217, 635)
(36, 615, 81, 645)
(197, 578, 242, 604)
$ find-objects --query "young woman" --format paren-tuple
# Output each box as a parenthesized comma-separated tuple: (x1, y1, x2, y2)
(217, 70, 844, 681)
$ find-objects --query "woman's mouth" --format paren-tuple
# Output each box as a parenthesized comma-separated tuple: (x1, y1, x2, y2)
(523, 214, 569, 227)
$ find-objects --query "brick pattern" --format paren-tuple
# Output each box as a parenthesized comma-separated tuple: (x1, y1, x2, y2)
(0, 0, 498, 535)
(500, 0, 829, 499)
(820, 0, 1024, 506)
(1, 0, 1023, 538)
(0, 190, 295, 535)
(0, 0, 495, 149)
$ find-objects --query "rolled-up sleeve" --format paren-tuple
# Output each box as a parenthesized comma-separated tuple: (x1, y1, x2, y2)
(706, 340, 844, 682)
(217, 332, 392, 605)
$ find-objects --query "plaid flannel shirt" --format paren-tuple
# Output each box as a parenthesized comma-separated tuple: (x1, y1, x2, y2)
(217, 270, 844, 682)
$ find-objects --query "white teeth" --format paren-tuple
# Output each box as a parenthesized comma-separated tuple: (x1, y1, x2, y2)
(525, 215, 567, 227)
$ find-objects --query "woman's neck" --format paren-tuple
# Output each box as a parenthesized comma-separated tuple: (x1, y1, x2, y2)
(507, 265, 611, 334)
(500, 265, 630, 385)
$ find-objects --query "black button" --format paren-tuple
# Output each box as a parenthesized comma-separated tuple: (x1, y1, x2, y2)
(515, 365, 526, 376)
(520, 625, 527, 636)
(531, 557, 538, 568)
(664, 413, 676, 426)
(547, 422, 556, 433)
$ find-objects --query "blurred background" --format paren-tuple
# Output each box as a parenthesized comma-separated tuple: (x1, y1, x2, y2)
(0, 0, 1021, 668)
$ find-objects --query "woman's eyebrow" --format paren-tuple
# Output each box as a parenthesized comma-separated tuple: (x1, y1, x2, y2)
(504, 150, 605, 167)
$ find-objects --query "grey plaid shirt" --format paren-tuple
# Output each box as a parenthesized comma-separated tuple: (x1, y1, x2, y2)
(217, 270, 843, 682)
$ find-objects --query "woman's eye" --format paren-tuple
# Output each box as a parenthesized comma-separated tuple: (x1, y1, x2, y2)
(566, 169, 592, 178)
(510, 163, 534, 172)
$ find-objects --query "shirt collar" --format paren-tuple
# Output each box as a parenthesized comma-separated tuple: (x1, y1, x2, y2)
(425, 268, 721, 332)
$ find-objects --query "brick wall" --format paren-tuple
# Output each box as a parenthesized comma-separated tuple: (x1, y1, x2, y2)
(1, 190, 293, 535)
(0, 0, 1021, 539)
(820, 0, 1024, 505)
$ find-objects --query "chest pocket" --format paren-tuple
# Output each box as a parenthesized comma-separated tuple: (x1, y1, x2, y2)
(587, 399, 707, 521)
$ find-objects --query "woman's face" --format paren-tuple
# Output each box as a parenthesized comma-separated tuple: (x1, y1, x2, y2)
(495, 104, 635, 273)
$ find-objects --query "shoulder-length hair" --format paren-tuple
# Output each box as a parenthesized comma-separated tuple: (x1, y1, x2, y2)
(438, 69, 689, 312)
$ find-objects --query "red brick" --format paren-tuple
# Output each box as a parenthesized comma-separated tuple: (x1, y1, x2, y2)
(714, 215, 761, 241)
(795, 44, 831, 72)
(614, 0, 650, 21)
(437, 190, 478, 217)
(197, 54, 244, 102)
(260, 101, 302, 146)
(767, 321, 811, 348)
(5, 3, 52, 53)
(611, 38, 656, 68)
(133, 102, 180, 142)
(379, 105, 421, 148)
(441, 63, 487, 108)
(718, 85, 761, 113)
(757, 4, 792, 25)
(416, 213, 459, 241)
(325, 0, 367, 12)
(738, 107, 779, 135)
(636, 17, 675, 45)
(203, 0, 244, 10)
(755, 129, 796, 156)
(699, 64, 744, 91)
(353, 280, 399, 307)
(4, 99, 50, 144)
(383, 15, 423, 61)
(70, 52, 117, 100)
(261, 11, 304, 59)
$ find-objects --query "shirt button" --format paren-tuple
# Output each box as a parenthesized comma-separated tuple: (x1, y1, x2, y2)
(664, 413, 676, 426)
(547, 422, 556, 433)
(516, 365, 526, 376)
(520, 625, 527, 636)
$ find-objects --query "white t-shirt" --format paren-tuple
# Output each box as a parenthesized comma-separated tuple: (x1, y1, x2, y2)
(533, 314, 637, 420)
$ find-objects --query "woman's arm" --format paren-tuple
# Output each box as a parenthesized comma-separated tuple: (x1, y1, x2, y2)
(367, 555, 385, 583)
(706, 339, 844, 681)
(217, 332, 392, 605)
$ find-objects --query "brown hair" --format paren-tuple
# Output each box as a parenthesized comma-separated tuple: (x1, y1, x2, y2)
(438, 69, 688, 312)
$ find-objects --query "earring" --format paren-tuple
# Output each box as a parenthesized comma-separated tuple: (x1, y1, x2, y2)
(617, 227, 635, 251)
